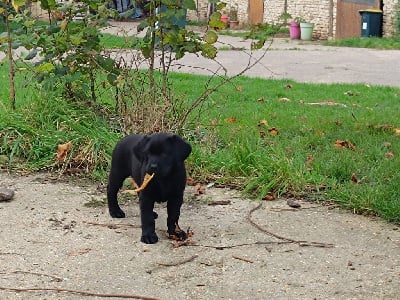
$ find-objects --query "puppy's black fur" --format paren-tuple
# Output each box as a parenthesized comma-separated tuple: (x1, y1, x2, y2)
(107, 133, 191, 244)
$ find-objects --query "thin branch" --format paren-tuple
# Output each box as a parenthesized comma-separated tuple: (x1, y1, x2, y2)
(0, 286, 161, 300)
(156, 254, 198, 267)
(82, 221, 141, 229)
(0, 270, 62, 282)
(186, 241, 291, 250)
(247, 203, 335, 248)
(232, 255, 254, 263)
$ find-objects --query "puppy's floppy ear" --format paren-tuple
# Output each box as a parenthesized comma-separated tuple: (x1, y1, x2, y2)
(170, 135, 191, 161)
(133, 135, 150, 161)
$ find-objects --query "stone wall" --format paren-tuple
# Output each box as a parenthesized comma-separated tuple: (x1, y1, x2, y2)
(186, 0, 248, 25)
(383, 0, 398, 36)
(263, 0, 335, 40)
(185, 0, 398, 38)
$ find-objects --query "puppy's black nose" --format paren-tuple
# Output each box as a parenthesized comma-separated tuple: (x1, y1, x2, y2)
(149, 163, 158, 173)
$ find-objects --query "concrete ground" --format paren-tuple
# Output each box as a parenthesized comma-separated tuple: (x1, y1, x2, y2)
(102, 21, 400, 87)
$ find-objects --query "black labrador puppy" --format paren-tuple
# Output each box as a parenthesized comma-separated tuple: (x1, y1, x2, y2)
(107, 133, 191, 244)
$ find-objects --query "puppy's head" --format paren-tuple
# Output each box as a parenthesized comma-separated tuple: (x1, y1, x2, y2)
(134, 133, 191, 177)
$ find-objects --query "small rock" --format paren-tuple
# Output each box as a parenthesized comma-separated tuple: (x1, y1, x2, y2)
(0, 188, 15, 201)
(287, 199, 301, 208)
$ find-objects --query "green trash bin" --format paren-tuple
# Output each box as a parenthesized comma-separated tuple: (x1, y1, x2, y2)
(359, 9, 383, 37)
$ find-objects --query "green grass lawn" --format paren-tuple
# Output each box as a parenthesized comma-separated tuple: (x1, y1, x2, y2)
(1, 63, 400, 223)
(324, 36, 400, 50)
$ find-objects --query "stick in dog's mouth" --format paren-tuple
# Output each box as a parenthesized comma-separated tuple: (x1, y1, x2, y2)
(123, 173, 155, 194)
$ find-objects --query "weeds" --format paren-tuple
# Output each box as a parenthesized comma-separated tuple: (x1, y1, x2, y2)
(1, 48, 400, 224)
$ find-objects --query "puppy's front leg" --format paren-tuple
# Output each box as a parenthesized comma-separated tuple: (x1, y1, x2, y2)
(167, 196, 187, 241)
(139, 196, 158, 244)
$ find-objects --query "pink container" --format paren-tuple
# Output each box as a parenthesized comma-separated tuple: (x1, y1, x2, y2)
(289, 21, 301, 39)
(221, 14, 229, 24)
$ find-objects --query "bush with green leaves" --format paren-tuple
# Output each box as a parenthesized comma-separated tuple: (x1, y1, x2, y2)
(2, 0, 260, 134)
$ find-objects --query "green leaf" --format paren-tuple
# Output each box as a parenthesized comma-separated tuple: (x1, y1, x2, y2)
(251, 39, 266, 50)
(35, 62, 55, 73)
(204, 30, 218, 44)
(70, 36, 86, 46)
(107, 73, 118, 86)
(40, 0, 57, 10)
(201, 43, 217, 59)
(209, 18, 226, 30)
(97, 56, 115, 72)
(11, 0, 26, 11)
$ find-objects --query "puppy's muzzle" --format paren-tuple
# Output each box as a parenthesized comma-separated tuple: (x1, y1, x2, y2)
(148, 163, 158, 173)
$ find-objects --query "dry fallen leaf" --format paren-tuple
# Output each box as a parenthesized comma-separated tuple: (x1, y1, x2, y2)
(334, 120, 342, 126)
(268, 127, 279, 136)
(57, 141, 72, 162)
(278, 97, 291, 102)
(305, 154, 314, 171)
(227, 116, 236, 123)
(383, 142, 392, 148)
(385, 152, 395, 159)
(193, 183, 205, 196)
(186, 176, 195, 186)
(257, 119, 268, 127)
(305, 100, 347, 108)
(306, 154, 314, 165)
(257, 97, 265, 102)
(263, 192, 275, 201)
(344, 90, 354, 96)
(334, 140, 356, 151)
(394, 128, 400, 136)
(351, 173, 359, 184)
(285, 84, 293, 89)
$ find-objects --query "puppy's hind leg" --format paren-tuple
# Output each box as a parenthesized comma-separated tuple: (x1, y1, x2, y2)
(107, 170, 126, 218)
(167, 196, 187, 241)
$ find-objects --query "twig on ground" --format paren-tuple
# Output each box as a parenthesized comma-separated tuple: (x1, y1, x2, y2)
(247, 203, 335, 248)
(270, 205, 324, 212)
(207, 200, 231, 206)
(157, 254, 198, 267)
(0, 286, 161, 299)
(188, 241, 291, 250)
(83, 221, 141, 229)
(0, 270, 63, 282)
(172, 239, 196, 248)
(232, 255, 254, 263)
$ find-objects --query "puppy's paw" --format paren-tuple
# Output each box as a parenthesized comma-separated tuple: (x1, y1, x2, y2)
(168, 228, 187, 241)
(141, 232, 159, 244)
(109, 208, 126, 218)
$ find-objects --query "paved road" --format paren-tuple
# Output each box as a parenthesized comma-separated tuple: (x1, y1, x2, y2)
(4, 21, 398, 87)
(103, 21, 400, 87)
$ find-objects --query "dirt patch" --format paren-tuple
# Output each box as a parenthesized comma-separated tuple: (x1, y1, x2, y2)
(0, 172, 399, 299)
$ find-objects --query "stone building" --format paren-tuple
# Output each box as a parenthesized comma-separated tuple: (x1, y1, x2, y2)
(187, 0, 399, 39)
